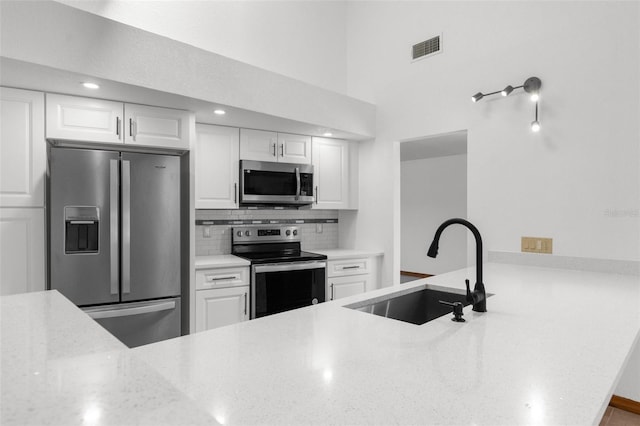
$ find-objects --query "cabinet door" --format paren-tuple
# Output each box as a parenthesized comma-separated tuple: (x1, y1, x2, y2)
(329, 274, 369, 301)
(240, 128, 278, 161)
(0, 208, 45, 295)
(195, 124, 239, 209)
(312, 137, 349, 209)
(124, 103, 193, 150)
(278, 133, 311, 164)
(46, 94, 123, 144)
(1, 88, 45, 207)
(195, 286, 249, 332)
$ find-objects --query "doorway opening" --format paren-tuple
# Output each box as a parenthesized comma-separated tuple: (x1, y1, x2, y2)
(399, 130, 468, 283)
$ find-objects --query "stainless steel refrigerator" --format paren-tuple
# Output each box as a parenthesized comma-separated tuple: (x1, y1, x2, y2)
(48, 147, 181, 347)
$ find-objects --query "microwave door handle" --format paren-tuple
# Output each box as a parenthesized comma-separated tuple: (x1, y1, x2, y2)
(295, 167, 300, 198)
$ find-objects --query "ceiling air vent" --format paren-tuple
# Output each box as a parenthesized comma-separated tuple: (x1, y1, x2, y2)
(412, 35, 441, 61)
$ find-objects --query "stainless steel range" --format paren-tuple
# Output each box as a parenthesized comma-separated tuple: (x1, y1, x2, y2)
(231, 225, 326, 319)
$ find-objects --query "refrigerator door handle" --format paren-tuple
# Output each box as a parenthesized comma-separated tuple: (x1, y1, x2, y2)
(122, 160, 131, 294)
(85, 300, 176, 319)
(109, 159, 119, 296)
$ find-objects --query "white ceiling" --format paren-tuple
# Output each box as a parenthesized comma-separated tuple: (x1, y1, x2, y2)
(400, 131, 467, 162)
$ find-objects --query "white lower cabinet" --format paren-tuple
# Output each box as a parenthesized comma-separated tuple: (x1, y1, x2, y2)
(329, 275, 370, 301)
(0, 208, 45, 295)
(195, 286, 249, 332)
(195, 266, 249, 332)
(327, 257, 372, 301)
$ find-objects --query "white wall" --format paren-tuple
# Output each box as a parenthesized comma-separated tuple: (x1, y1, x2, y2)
(401, 154, 467, 275)
(346, 0, 639, 279)
(0, 1, 374, 138)
(346, 0, 640, 401)
(54, 0, 348, 95)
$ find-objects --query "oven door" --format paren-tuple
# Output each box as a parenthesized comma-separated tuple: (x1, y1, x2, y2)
(240, 160, 314, 205)
(252, 261, 326, 319)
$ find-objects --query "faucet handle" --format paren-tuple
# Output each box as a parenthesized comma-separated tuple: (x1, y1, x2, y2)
(465, 279, 471, 297)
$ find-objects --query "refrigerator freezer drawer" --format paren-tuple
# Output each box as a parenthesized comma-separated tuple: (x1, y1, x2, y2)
(83, 297, 181, 348)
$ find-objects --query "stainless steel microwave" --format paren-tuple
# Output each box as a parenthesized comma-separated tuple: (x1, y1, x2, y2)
(239, 160, 314, 206)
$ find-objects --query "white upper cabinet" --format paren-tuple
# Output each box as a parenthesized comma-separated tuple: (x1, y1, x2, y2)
(46, 94, 193, 150)
(195, 124, 240, 209)
(240, 128, 311, 164)
(124, 103, 192, 150)
(240, 128, 278, 161)
(1, 87, 46, 207)
(278, 133, 312, 164)
(46, 93, 123, 144)
(312, 137, 350, 209)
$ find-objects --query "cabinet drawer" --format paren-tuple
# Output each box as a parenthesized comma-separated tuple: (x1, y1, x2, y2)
(196, 267, 248, 290)
(327, 258, 370, 277)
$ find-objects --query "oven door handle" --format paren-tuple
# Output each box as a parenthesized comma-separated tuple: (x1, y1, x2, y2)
(254, 261, 326, 274)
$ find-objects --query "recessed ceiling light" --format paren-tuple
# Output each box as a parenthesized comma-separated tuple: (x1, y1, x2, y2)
(323, 132, 333, 137)
(82, 82, 100, 90)
(214, 109, 226, 115)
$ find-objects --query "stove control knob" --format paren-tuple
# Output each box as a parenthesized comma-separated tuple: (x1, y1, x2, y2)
(245, 230, 252, 237)
(236, 231, 242, 237)
(293, 229, 298, 236)
(285, 230, 291, 236)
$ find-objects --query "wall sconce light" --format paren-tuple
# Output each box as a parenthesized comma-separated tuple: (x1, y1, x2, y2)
(471, 76, 542, 132)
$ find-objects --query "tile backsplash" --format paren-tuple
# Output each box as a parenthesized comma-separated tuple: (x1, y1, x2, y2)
(195, 209, 339, 256)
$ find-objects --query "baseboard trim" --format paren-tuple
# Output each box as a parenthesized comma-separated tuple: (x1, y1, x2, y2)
(400, 271, 434, 278)
(610, 395, 640, 415)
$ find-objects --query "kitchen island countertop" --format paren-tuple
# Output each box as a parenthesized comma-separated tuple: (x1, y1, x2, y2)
(134, 263, 640, 425)
(2, 263, 639, 425)
(0, 291, 217, 426)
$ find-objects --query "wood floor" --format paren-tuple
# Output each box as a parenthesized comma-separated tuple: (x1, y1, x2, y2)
(599, 406, 640, 426)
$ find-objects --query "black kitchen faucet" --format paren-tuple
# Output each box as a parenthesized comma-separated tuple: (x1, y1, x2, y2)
(427, 218, 487, 312)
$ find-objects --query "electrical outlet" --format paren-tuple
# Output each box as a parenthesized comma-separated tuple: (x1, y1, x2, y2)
(203, 226, 211, 238)
(316, 223, 323, 233)
(521, 236, 552, 254)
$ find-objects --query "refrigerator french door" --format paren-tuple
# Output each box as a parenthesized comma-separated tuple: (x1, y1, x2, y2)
(49, 147, 181, 347)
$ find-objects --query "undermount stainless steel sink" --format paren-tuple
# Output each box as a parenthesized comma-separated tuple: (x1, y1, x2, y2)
(345, 285, 473, 325)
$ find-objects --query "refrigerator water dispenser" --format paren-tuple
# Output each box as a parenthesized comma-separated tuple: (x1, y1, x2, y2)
(64, 206, 99, 254)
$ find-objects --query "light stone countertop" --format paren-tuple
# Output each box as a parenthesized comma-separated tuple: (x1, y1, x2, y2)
(133, 263, 640, 425)
(3, 264, 639, 425)
(311, 248, 384, 260)
(0, 291, 217, 426)
(195, 254, 251, 269)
